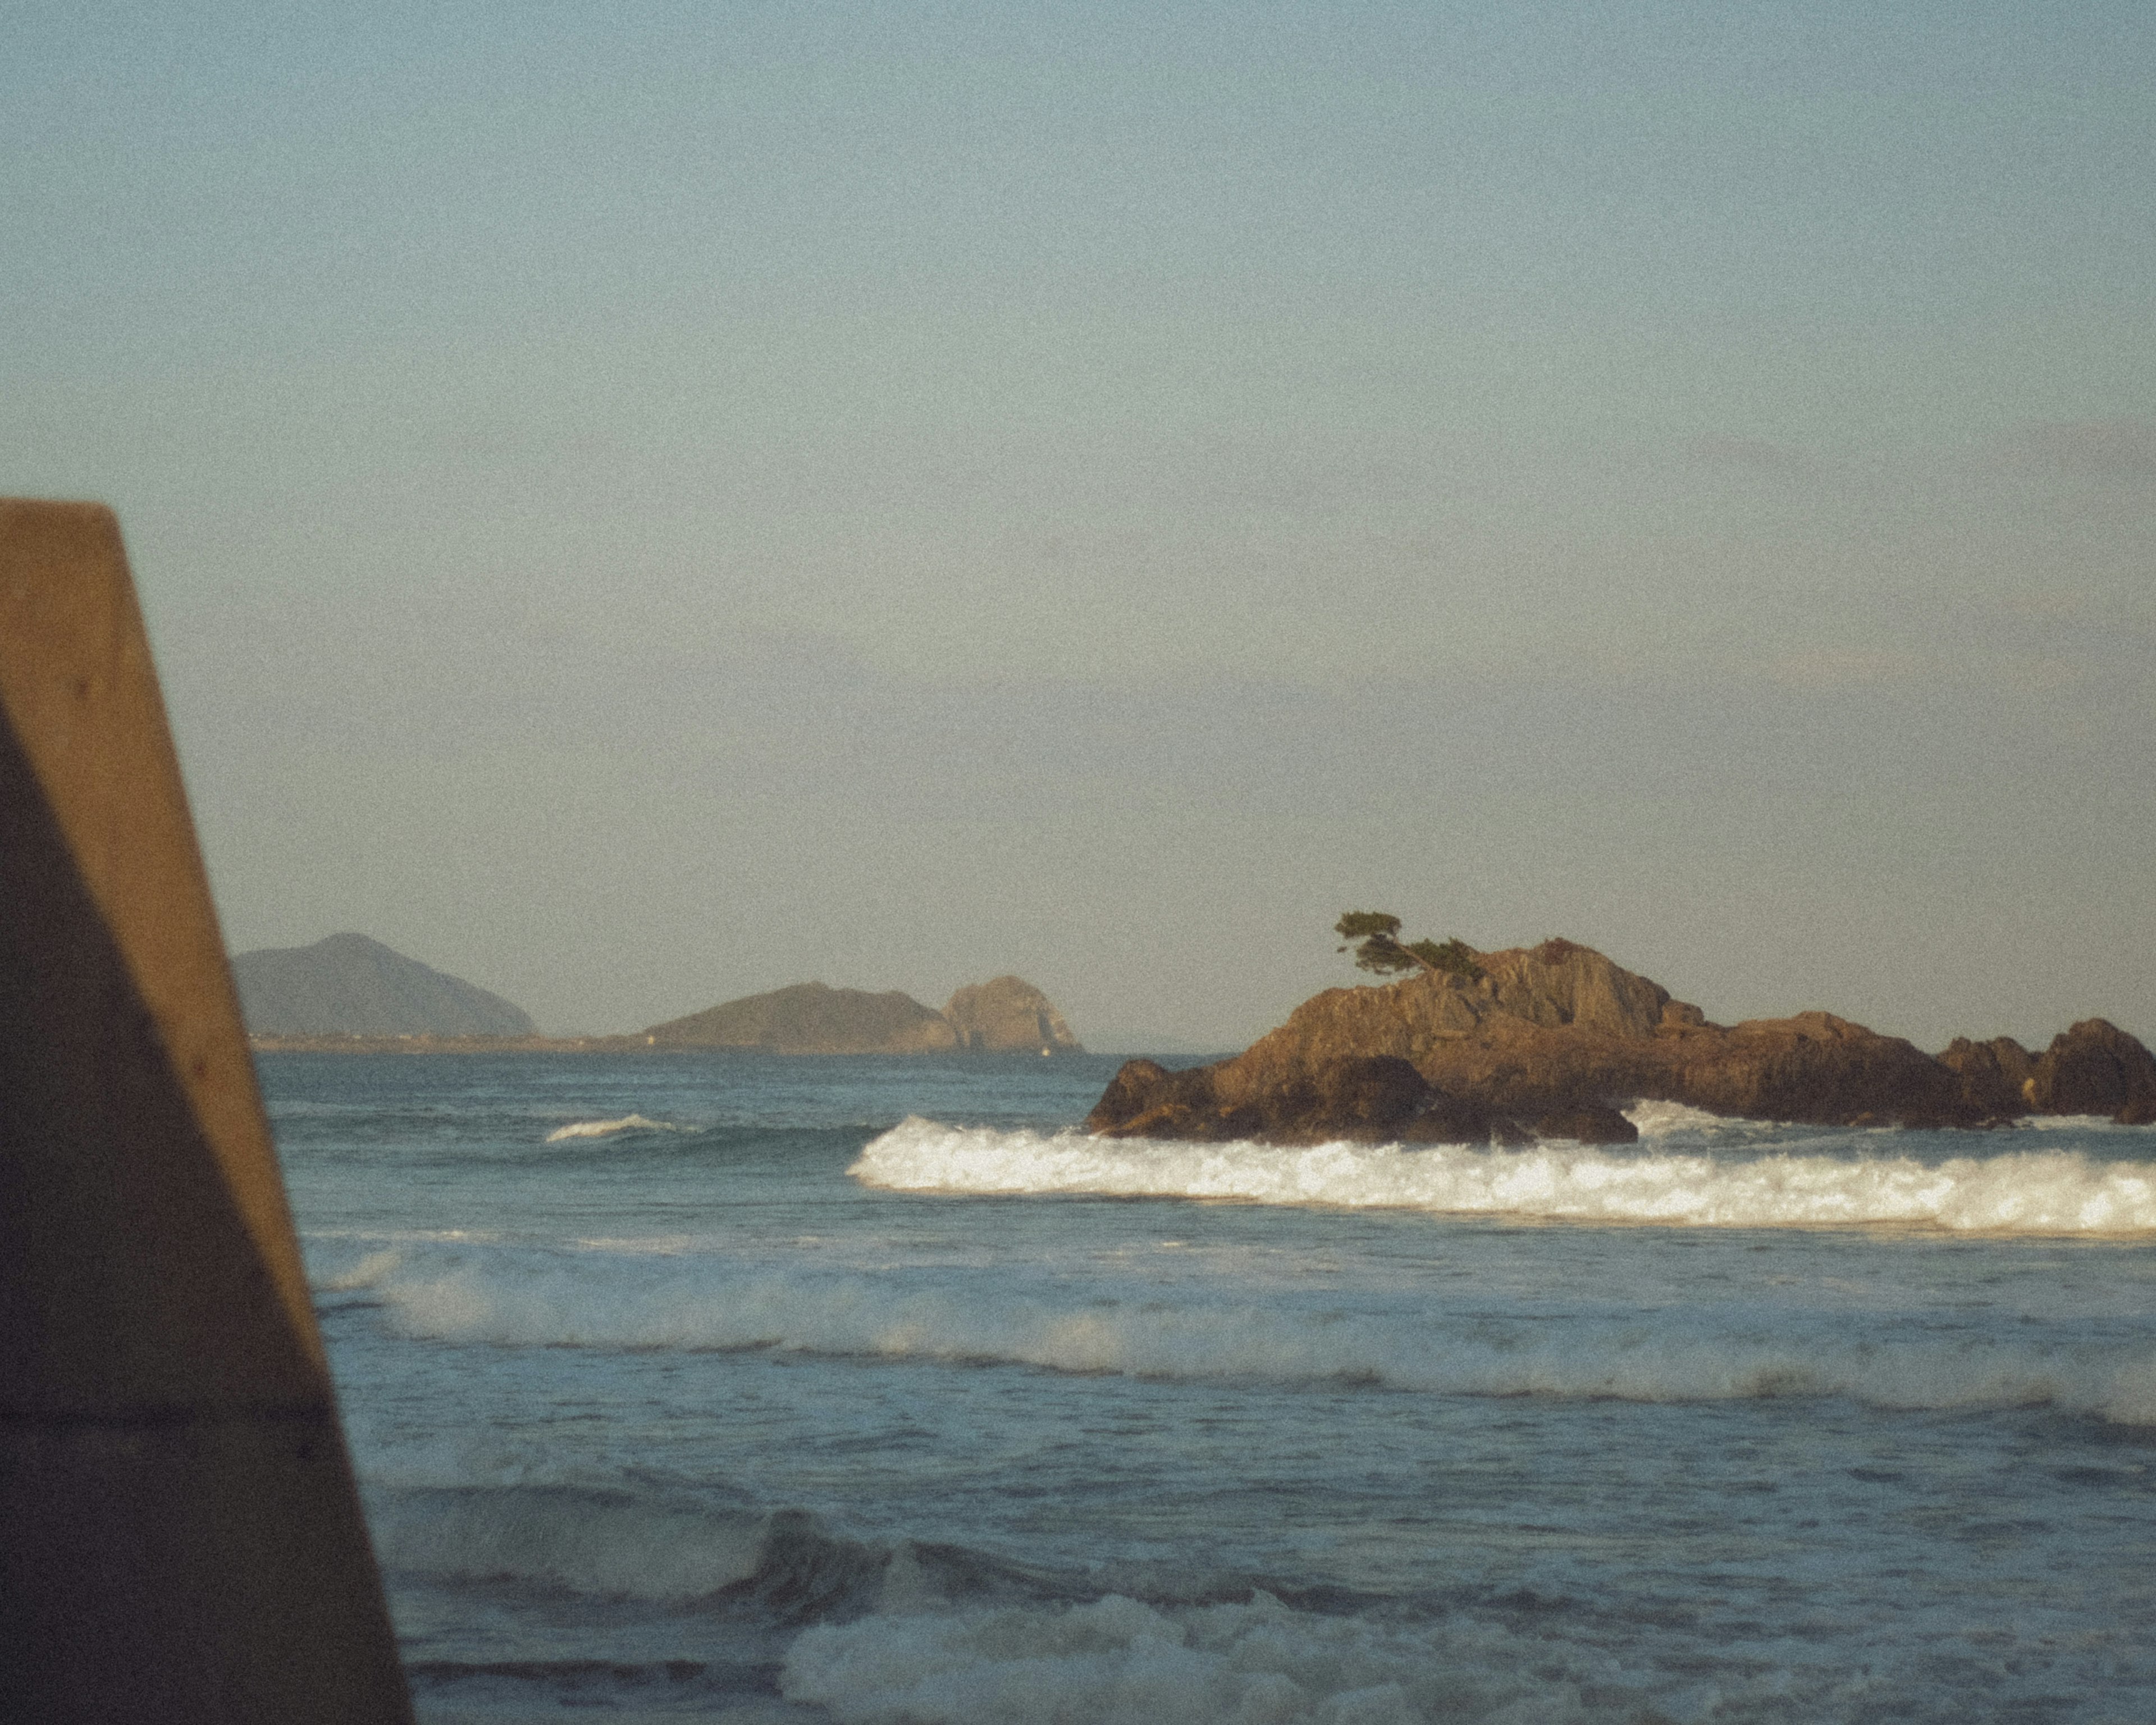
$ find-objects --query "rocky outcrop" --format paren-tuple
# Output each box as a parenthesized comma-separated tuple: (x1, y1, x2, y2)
(233, 933, 536, 1037)
(1936, 1021, 2155, 1124)
(2026, 1020, 2156, 1124)
(1087, 938, 2155, 1144)
(648, 982, 958, 1053)
(1938, 1035, 2037, 1119)
(1088, 1055, 1501, 1147)
(943, 976, 1083, 1053)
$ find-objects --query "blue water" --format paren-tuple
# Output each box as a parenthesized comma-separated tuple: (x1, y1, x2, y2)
(268, 1051, 2156, 1724)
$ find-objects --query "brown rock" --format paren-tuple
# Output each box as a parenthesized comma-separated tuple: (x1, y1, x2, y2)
(1399, 1092, 1506, 1145)
(1085, 1054, 1495, 1146)
(1086, 1059, 1218, 1139)
(1477, 937, 1675, 1037)
(1936, 1035, 2036, 1119)
(1633, 1011, 1975, 1129)
(1089, 937, 2034, 1146)
(2026, 1020, 2156, 1124)
(1531, 1104, 1641, 1144)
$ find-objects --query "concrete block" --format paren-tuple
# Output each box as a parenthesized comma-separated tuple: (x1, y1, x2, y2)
(1, 500, 412, 1722)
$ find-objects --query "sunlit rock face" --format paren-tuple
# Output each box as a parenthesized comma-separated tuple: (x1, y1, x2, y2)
(1088, 938, 2156, 1144)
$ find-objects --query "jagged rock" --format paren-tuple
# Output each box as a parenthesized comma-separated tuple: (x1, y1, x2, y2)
(647, 982, 958, 1053)
(2026, 1020, 2156, 1124)
(1089, 1054, 1494, 1146)
(1478, 938, 1673, 1037)
(1089, 937, 2156, 1146)
(1628, 1010, 1975, 1129)
(1938, 1035, 2037, 1119)
(942, 975, 1082, 1052)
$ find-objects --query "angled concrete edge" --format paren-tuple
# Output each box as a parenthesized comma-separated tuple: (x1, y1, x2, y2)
(0, 499, 413, 1722)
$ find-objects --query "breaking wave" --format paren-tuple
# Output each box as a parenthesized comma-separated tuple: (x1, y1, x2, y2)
(318, 1243, 2156, 1425)
(374, 1484, 767, 1601)
(777, 1586, 1894, 1725)
(785, 1592, 1511, 1725)
(851, 1117, 2156, 1234)
(372, 1484, 1067, 1621)
(543, 1113, 682, 1143)
(368, 1485, 1758, 1721)
(372, 1480, 2133, 1724)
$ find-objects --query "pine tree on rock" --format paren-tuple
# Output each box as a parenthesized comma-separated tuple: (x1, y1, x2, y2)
(1333, 912, 1485, 983)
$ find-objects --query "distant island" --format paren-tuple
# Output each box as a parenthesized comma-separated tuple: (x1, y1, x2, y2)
(234, 933, 536, 1038)
(1089, 927, 2156, 1144)
(237, 937, 1081, 1056)
(646, 975, 1082, 1055)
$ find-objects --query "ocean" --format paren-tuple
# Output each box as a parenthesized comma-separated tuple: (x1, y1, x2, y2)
(270, 1050, 2156, 1724)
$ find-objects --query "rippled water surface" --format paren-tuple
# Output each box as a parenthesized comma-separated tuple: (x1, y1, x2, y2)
(270, 1051, 2156, 1724)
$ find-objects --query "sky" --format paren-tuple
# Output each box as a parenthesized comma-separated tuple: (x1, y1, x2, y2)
(5, 1, 2151, 1049)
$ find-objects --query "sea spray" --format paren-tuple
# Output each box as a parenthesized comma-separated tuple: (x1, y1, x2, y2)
(851, 1116, 2156, 1233)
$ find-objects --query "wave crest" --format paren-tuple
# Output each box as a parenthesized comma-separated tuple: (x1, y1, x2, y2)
(373, 1486, 1065, 1621)
(778, 1584, 1888, 1725)
(331, 1245, 2156, 1423)
(851, 1118, 2156, 1234)
(543, 1114, 681, 1143)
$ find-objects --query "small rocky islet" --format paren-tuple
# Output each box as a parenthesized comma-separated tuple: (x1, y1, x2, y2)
(1086, 936, 2156, 1146)
(645, 976, 1081, 1055)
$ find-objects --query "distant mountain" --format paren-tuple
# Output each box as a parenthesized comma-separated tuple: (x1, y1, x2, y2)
(646, 976, 1083, 1055)
(232, 934, 537, 1037)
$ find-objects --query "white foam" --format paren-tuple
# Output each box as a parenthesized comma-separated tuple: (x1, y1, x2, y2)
(852, 1117, 2156, 1234)
(543, 1114, 681, 1143)
(357, 1248, 2156, 1425)
(316, 1247, 404, 1292)
(1623, 1098, 1760, 1137)
(779, 1587, 1777, 1724)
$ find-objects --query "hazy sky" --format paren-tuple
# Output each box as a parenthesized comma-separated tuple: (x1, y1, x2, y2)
(6, 1, 2151, 1049)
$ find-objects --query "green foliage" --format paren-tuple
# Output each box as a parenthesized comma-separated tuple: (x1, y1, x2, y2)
(1335, 913, 1485, 983)
(1334, 911, 1413, 974)
(1417, 938, 1486, 982)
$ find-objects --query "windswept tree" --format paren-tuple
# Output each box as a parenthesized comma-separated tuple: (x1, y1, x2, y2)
(1334, 912, 1486, 983)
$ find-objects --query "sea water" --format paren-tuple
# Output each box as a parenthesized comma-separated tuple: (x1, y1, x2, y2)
(271, 1051, 2156, 1724)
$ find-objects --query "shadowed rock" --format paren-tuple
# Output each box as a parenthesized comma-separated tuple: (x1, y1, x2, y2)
(2027, 1020, 2156, 1125)
(1938, 1035, 2038, 1121)
(1091, 1053, 1497, 1146)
